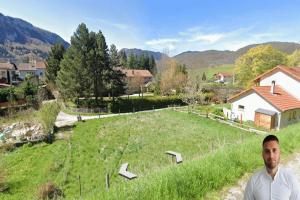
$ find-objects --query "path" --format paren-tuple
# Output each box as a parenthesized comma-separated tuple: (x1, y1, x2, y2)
(55, 107, 174, 128)
(221, 152, 300, 199)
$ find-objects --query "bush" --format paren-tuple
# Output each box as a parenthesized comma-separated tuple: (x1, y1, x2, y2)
(212, 108, 224, 117)
(37, 182, 63, 200)
(37, 102, 61, 137)
(110, 96, 185, 113)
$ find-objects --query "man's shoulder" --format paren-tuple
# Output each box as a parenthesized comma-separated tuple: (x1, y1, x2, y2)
(248, 168, 266, 182)
(279, 166, 297, 181)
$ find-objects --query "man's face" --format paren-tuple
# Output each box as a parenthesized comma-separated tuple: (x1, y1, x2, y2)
(262, 140, 280, 170)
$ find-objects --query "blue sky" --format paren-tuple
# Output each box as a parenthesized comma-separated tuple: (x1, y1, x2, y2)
(1, 0, 300, 56)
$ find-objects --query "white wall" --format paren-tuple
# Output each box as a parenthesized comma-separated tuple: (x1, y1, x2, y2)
(231, 92, 280, 122)
(260, 71, 300, 100)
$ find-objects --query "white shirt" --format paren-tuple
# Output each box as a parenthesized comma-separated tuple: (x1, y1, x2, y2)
(244, 166, 300, 200)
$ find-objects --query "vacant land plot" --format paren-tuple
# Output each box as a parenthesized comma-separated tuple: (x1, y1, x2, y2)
(0, 109, 252, 199)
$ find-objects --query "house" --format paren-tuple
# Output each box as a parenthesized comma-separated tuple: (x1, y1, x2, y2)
(117, 68, 153, 94)
(214, 72, 233, 84)
(0, 62, 18, 85)
(228, 65, 300, 130)
(17, 61, 46, 80)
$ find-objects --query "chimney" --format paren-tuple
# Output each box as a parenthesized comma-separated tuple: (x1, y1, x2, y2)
(271, 81, 275, 94)
(132, 70, 134, 75)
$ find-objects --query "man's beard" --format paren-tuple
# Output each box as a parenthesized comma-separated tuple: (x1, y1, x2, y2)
(264, 159, 279, 170)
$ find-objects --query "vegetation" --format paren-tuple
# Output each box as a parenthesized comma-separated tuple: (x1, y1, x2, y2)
(159, 60, 188, 95)
(235, 45, 287, 88)
(122, 51, 157, 74)
(287, 49, 300, 67)
(0, 109, 253, 199)
(37, 101, 61, 136)
(56, 23, 125, 103)
(45, 43, 66, 85)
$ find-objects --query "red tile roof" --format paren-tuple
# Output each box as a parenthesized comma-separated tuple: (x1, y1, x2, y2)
(215, 72, 233, 77)
(120, 69, 153, 78)
(36, 61, 46, 69)
(229, 85, 300, 112)
(18, 63, 36, 71)
(253, 65, 300, 83)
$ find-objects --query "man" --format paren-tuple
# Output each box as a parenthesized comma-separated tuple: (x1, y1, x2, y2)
(244, 135, 300, 200)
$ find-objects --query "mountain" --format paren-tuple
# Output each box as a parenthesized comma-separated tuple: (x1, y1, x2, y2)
(0, 12, 69, 62)
(173, 42, 300, 69)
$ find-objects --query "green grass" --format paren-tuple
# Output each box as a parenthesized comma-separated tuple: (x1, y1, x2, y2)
(2, 108, 300, 199)
(188, 64, 235, 80)
(0, 109, 252, 199)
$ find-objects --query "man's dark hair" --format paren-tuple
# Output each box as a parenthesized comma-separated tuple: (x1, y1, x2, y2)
(262, 135, 279, 146)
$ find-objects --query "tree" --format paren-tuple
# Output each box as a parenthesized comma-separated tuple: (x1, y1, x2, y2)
(109, 44, 120, 68)
(127, 53, 136, 68)
(119, 50, 127, 67)
(149, 55, 157, 75)
(235, 45, 287, 88)
(45, 43, 65, 85)
(287, 49, 300, 67)
(160, 60, 188, 95)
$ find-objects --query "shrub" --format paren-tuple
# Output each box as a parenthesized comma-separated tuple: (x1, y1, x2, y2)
(37, 102, 61, 137)
(37, 182, 63, 200)
(110, 96, 185, 113)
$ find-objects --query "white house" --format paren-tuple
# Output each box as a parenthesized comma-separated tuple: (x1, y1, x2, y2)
(228, 65, 300, 130)
(214, 72, 233, 84)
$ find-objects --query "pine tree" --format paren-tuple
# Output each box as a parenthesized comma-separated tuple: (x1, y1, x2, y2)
(119, 50, 127, 67)
(109, 44, 120, 68)
(45, 43, 65, 85)
(127, 53, 136, 69)
(149, 55, 157, 74)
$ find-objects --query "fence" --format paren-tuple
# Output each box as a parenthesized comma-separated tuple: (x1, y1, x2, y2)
(174, 106, 267, 135)
(67, 107, 108, 114)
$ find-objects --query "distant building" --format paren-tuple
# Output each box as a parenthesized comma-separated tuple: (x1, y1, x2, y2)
(214, 72, 233, 84)
(15, 60, 46, 80)
(116, 68, 153, 94)
(0, 62, 18, 85)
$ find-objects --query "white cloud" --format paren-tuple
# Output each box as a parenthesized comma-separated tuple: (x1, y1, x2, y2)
(145, 38, 180, 52)
(188, 33, 224, 43)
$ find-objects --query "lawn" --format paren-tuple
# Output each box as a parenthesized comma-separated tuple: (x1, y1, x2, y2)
(0, 109, 253, 199)
(188, 64, 235, 80)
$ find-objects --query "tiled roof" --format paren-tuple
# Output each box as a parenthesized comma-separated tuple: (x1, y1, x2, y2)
(120, 69, 153, 78)
(253, 65, 300, 83)
(0, 62, 16, 70)
(18, 63, 36, 71)
(216, 72, 233, 77)
(229, 85, 300, 112)
(36, 61, 46, 69)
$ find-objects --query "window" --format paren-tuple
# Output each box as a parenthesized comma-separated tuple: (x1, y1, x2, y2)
(238, 105, 245, 111)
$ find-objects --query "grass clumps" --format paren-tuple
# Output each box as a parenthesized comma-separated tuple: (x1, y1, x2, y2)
(37, 101, 61, 135)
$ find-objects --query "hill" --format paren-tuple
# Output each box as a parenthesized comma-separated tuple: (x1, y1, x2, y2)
(0, 13, 69, 62)
(173, 41, 300, 69)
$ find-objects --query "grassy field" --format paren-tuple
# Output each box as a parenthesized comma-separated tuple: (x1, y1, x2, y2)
(0, 108, 38, 126)
(188, 64, 235, 80)
(0, 109, 253, 199)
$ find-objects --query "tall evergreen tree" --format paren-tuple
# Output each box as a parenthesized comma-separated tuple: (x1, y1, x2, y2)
(57, 23, 93, 102)
(119, 50, 127, 67)
(109, 44, 120, 68)
(45, 43, 65, 85)
(93, 31, 110, 101)
(149, 55, 157, 74)
(127, 53, 136, 69)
